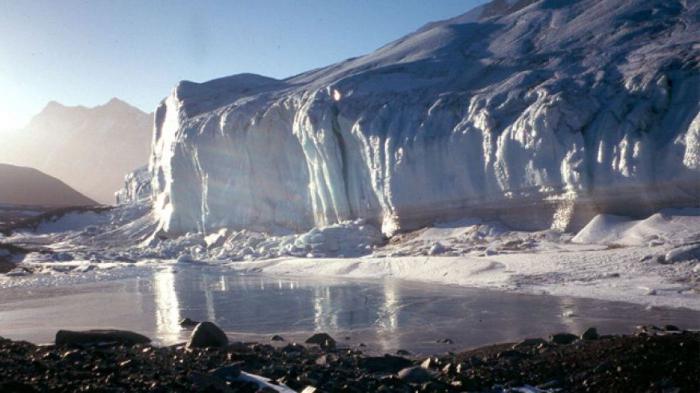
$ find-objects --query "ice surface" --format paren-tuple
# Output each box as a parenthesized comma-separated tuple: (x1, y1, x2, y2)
(147, 0, 699, 237)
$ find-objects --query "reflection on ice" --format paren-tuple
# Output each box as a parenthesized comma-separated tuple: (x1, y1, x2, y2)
(153, 266, 181, 343)
(313, 287, 338, 332)
(376, 279, 400, 353)
(3, 264, 699, 355)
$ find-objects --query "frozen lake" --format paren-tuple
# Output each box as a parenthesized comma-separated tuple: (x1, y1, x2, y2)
(1, 264, 699, 355)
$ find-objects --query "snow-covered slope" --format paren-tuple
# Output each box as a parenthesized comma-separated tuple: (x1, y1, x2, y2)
(150, 0, 700, 236)
(0, 99, 153, 204)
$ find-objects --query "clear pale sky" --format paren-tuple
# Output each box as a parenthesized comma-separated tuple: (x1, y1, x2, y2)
(0, 0, 485, 131)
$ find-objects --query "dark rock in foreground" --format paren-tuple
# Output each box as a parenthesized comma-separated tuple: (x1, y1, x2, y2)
(304, 332, 336, 349)
(179, 317, 199, 328)
(0, 329, 698, 392)
(54, 329, 151, 346)
(549, 332, 578, 345)
(187, 321, 229, 348)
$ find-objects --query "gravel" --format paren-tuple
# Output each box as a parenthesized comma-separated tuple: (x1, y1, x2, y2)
(0, 326, 698, 392)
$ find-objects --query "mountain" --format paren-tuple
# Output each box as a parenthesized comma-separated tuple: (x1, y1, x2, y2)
(147, 0, 699, 236)
(0, 98, 153, 204)
(0, 163, 96, 207)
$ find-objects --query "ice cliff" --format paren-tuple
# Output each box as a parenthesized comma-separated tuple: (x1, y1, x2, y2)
(148, 0, 700, 236)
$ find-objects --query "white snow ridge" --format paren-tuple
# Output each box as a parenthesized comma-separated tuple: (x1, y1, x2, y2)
(147, 0, 699, 237)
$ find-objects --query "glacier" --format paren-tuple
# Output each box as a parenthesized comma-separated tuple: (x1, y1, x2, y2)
(148, 0, 700, 237)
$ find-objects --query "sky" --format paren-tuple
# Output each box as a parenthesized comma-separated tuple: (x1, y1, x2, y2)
(0, 0, 486, 132)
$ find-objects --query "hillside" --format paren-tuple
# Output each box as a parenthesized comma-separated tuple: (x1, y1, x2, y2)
(0, 163, 97, 207)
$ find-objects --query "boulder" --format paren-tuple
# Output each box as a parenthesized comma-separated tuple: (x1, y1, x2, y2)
(549, 333, 578, 345)
(55, 329, 150, 346)
(305, 332, 336, 349)
(186, 322, 228, 349)
(581, 327, 599, 340)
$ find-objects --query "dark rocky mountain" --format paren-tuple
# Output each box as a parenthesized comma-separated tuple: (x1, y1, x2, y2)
(0, 163, 96, 207)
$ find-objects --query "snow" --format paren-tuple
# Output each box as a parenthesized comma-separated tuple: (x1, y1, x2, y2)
(147, 0, 700, 237)
(4, 205, 699, 312)
(572, 208, 700, 247)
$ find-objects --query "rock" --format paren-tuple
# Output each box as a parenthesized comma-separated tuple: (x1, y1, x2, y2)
(436, 338, 454, 344)
(396, 349, 411, 356)
(305, 332, 336, 349)
(190, 371, 231, 392)
(55, 329, 151, 346)
(428, 243, 446, 255)
(186, 322, 228, 349)
(315, 353, 337, 366)
(664, 325, 680, 331)
(581, 327, 599, 340)
(441, 363, 455, 375)
(549, 333, 578, 345)
(496, 350, 524, 360)
(282, 342, 305, 353)
(359, 354, 413, 373)
(179, 318, 199, 328)
(210, 363, 242, 380)
(271, 334, 285, 342)
(421, 357, 439, 369)
(300, 387, 317, 393)
(397, 366, 433, 383)
(0, 381, 40, 393)
(512, 338, 547, 350)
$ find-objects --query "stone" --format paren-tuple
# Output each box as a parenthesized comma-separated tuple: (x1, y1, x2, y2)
(359, 355, 413, 373)
(396, 349, 411, 356)
(315, 354, 337, 366)
(436, 338, 454, 344)
(55, 329, 151, 346)
(664, 325, 680, 331)
(550, 333, 578, 345)
(186, 322, 228, 349)
(271, 334, 285, 341)
(210, 363, 242, 380)
(512, 338, 547, 350)
(581, 327, 599, 340)
(179, 318, 199, 328)
(397, 366, 433, 383)
(420, 357, 439, 369)
(305, 333, 336, 349)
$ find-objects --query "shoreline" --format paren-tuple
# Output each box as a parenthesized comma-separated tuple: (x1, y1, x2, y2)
(1, 325, 698, 392)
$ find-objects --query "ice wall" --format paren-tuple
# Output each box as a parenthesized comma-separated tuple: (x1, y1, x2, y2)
(150, 0, 700, 236)
(115, 166, 152, 205)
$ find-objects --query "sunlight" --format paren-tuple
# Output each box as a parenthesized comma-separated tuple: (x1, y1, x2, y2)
(153, 266, 182, 343)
